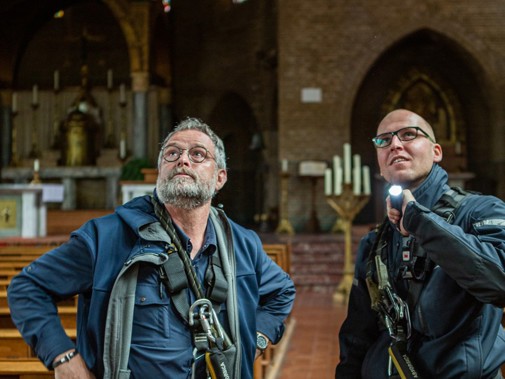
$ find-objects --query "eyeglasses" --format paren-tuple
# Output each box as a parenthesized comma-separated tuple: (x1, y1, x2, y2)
(162, 145, 215, 163)
(372, 126, 435, 148)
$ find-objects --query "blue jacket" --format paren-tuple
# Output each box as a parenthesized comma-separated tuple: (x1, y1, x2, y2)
(336, 164, 505, 378)
(8, 195, 296, 378)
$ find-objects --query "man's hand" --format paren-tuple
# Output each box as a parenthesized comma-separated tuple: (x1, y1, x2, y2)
(386, 189, 415, 236)
(54, 351, 96, 379)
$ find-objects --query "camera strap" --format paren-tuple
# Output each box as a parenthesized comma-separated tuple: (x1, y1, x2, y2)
(152, 197, 235, 379)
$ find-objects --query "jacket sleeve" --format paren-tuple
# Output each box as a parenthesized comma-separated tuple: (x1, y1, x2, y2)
(403, 195, 505, 307)
(7, 234, 95, 368)
(335, 233, 381, 378)
(254, 234, 296, 345)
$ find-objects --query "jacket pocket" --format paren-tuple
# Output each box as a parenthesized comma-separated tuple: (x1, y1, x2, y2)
(131, 283, 172, 346)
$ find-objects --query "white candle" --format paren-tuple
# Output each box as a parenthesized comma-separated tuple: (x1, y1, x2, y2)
(324, 168, 332, 196)
(335, 166, 343, 195)
(32, 85, 38, 105)
(455, 141, 462, 155)
(119, 83, 126, 103)
(362, 165, 371, 195)
(34, 159, 40, 172)
(107, 69, 113, 90)
(120, 139, 126, 159)
(343, 143, 351, 184)
(281, 159, 288, 173)
(353, 154, 361, 195)
(11, 92, 17, 113)
(54, 70, 60, 91)
(332, 155, 342, 195)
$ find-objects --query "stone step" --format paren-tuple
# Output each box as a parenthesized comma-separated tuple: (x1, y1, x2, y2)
(259, 227, 371, 291)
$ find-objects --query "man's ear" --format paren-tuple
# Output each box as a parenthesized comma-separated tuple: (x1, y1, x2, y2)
(433, 143, 443, 163)
(215, 169, 227, 191)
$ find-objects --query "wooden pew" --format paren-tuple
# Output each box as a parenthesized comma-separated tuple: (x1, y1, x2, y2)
(0, 329, 76, 359)
(0, 307, 76, 329)
(0, 359, 53, 378)
(254, 243, 292, 379)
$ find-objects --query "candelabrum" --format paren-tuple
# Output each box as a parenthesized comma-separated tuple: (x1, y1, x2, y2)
(326, 183, 370, 304)
(28, 103, 41, 159)
(276, 172, 295, 235)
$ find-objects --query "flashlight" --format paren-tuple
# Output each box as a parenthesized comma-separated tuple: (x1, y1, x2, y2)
(388, 185, 403, 217)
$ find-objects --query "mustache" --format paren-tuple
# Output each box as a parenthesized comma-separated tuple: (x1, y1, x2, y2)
(168, 167, 196, 180)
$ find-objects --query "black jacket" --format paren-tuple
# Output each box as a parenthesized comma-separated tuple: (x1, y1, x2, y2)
(336, 164, 505, 378)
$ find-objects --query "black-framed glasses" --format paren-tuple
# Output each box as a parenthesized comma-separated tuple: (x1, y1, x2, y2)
(372, 126, 435, 148)
(162, 145, 215, 163)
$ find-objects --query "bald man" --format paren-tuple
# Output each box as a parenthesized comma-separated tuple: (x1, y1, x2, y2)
(336, 109, 505, 378)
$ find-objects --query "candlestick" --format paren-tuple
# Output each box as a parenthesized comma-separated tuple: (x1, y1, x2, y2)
(107, 69, 113, 90)
(34, 159, 40, 172)
(343, 143, 351, 184)
(32, 84, 38, 106)
(119, 83, 126, 104)
(276, 171, 295, 235)
(326, 184, 370, 304)
(362, 165, 371, 195)
(54, 70, 60, 92)
(12, 92, 17, 113)
(119, 137, 127, 160)
(281, 159, 288, 173)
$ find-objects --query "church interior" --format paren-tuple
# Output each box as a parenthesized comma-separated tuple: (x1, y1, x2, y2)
(0, 0, 504, 377)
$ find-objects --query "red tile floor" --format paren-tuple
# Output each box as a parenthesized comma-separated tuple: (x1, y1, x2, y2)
(276, 290, 347, 379)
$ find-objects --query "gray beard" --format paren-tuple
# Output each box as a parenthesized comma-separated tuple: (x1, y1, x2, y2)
(156, 169, 217, 210)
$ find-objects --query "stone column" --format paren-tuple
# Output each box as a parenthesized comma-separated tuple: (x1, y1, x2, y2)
(131, 71, 149, 159)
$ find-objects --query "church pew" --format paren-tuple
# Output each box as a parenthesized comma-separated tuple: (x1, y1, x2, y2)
(254, 243, 292, 379)
(0, 307, 76, 329)
(0, 359, 52, 378)
(0, 329, 76, 359)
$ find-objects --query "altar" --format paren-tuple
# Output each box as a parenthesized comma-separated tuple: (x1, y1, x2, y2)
(0, 185, 47, 237)
(1, 166, 122, 210)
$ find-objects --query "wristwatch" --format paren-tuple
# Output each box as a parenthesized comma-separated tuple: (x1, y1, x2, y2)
(256, 333, 269, 353)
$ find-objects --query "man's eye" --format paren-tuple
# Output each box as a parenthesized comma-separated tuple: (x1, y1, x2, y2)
(165, 148, 179, 157)
(190, 148, 206, 158)
(378, 137, 391, 145)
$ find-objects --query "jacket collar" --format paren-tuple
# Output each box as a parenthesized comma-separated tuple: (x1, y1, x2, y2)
(412, 164, 451, 209)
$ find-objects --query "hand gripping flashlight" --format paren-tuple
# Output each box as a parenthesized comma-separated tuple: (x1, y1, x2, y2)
(388, 185, 403, 217)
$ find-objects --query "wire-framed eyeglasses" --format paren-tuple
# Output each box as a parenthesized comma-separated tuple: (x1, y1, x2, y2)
(162, 145, 215, 163)
(372, 126, 435, 148)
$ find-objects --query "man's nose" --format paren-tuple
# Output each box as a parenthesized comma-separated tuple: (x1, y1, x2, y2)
(177, 150, 192, 166)
(389, 134, 403, 149)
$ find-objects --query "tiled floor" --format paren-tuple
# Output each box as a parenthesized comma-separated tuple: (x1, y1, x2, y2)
(277, 290, 347, 379)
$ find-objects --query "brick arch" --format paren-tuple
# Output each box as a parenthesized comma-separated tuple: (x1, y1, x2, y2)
(349, 28, 491, 222)
(102, 0, 147, 73)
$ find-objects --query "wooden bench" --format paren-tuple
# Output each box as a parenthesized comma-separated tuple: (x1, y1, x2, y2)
(0, 329, 76, 360)
(0, 359, 53, 378)
(0, 307, 76, 329)
(254, 243, 292, 379)
(263, 244, 291, 274)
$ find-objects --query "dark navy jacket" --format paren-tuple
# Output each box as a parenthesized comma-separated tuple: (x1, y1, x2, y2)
(8, 195, 296, 378)
(336, 164, 505, 378)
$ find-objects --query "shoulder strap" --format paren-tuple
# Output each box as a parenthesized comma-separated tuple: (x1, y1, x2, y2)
(432, 186, 473, 223)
